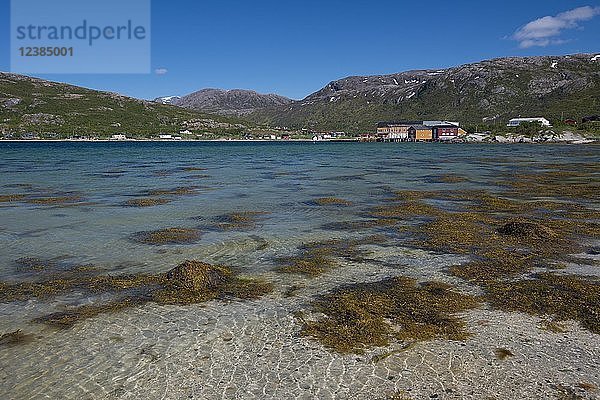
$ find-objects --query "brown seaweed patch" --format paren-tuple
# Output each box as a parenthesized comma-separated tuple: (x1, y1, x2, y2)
(391, 190, 444, 201)
(3, 260, 273, 327)
(484, 273, 600, 334)
(210, 211, 269, 231)
(434, 174, 469, 184)
(26, 195, 83, 206)
(540, 318, 568, 333)
(311, 197, 353, 206)
(0, 330, 34, 346)
(37, 298, 143, 328)
(0, 272, 165, 302)
(0, 194, 26, 203)
(220, 277, 274, 300)
(412, 212, 497, 255)
(321, 218, 397, 232)
(145, 186, 199, 196)
(276, 236, 383, 277)
(15, 257, 55, 272)
(12, 257, 101, 279)
(301, 276, 480, 353)
(369, 201, 444, 221)
(448, 253, 533, 283)
(577, 382, 598, 392)
(124, 197, 172, 207)
(133, 227, 201, 245)
(497, 218, 556, 239)
(494, 348, 514, 360)
(141, 261, 273, 305)
(497, 169, 600, 200)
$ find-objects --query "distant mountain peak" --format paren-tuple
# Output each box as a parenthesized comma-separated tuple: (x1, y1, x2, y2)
(155, 88, 293, 116)
(153, 95, 181, 105)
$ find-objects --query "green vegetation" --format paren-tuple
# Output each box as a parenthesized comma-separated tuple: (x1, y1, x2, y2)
(250, 55, 600, 133)
(0, 73, 249, 137)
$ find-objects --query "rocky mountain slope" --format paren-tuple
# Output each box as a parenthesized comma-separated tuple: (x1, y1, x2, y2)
(158, 88, 292, 116)
(154, 95, 182, 105)
(0, 73, 246, 137)
(252, 53, 600, 132)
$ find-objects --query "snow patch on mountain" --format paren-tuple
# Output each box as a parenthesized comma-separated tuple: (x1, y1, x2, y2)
(154, 96, 181, 105)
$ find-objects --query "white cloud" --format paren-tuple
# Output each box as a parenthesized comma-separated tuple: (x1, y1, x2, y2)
(154, 68, 168, 75)
(513, 6, 600, 48)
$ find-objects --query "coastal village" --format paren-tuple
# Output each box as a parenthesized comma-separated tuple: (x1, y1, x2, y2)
(2, 115, 598, 143)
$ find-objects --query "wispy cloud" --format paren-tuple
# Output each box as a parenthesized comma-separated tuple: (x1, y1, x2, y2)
(154, 68, 168, 75)
(513, 6, 600, 48)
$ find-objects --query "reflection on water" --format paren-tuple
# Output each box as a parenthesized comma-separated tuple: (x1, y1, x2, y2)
(0, 142, 598, 399)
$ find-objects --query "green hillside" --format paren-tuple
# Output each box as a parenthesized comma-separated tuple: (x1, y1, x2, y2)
(0, 73, 248, 138)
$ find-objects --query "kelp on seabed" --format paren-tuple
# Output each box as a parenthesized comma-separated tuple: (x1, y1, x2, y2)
(300, 276, 480, 354)
(207, 211, 269, 231)
(301, 162, 600, 352)
(0, 260, 273, 328)
(276, 236, 385, 277)
(132, 227, 202, 245)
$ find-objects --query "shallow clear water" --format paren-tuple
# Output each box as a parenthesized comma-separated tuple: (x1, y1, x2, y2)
(0, 142, 598, 399)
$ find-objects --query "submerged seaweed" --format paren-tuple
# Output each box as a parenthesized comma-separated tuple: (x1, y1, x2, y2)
(276, 236, 383, 277)
(301, 276, 480, 353)
(1, 260, 273, 327)
(311, 197, 353, 206)
(145, 186, 199, 196)
(132, 227, 202, 245)
(26, 195, 84, 206)
(124, 197, 171, 207)
(484, 273, 600, 334)
(0, 194, 26, 203)
(0, 330, 34, 346)
(208, 211, 269, 231)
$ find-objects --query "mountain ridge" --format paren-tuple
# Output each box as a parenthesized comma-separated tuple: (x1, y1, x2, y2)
(250, 53, 600, 132)
(155, 88, 292, 116)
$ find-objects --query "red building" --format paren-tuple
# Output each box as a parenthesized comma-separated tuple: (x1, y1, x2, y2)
(432, 125, 460, 140)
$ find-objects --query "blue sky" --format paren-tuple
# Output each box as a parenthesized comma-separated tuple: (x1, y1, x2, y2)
(1, 0, 599, 100)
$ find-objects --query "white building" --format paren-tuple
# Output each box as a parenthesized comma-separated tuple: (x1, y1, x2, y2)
(110, 134, 127, 140)
(507, 117, 551, 127)
(159, 134, 173, 139)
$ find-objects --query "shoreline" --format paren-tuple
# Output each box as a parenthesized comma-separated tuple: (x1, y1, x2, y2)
(0, 138, 597, 144)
